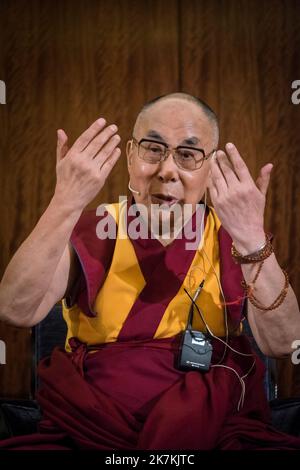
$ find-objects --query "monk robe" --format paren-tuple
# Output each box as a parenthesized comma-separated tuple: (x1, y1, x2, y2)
(1, 200, 300, 450)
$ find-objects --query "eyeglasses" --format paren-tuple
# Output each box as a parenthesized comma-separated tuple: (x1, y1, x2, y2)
(131, 137, 215, 171)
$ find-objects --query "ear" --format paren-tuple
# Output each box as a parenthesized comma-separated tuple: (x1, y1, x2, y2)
(126, 139, 134, 169)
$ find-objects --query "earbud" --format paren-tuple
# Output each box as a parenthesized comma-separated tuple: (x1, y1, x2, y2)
(128, 181, 140, 195)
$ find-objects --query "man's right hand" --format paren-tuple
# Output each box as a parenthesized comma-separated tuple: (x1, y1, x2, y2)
(55, 118, 121, 210)
(0, 118, 122, 327)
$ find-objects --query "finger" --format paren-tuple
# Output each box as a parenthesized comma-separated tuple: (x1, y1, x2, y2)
(93, 134, 121, 166)
(216, 150, 239, 187)
(72, 118, 107, 152)
(207, 171, 218, 202)
(225, 143, 251, 182)
(256, 163, 273, 196)
(56, 129, 69, 163)
(99, 147, 121, 180)
(84, 125, 120, 159)
(211, 152, 228, 193)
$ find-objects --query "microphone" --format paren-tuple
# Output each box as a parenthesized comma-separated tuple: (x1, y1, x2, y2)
(128, 181, 140, 195)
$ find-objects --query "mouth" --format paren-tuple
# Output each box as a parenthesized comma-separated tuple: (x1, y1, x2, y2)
(151, 193, 180, 207)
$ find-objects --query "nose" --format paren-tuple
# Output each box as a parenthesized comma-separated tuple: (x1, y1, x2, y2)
(156, 151, 179, 183)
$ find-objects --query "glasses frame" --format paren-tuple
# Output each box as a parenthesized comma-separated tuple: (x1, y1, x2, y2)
(131, 136, 215, 171)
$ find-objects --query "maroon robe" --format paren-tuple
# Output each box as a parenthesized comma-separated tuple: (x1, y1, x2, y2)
(1, 206, 300, 450)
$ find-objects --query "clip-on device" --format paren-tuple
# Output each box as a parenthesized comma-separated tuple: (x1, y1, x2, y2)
(178, 281, 213, 372)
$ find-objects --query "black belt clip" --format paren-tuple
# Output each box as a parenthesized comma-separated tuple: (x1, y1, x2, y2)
(178, 281, 213, 372)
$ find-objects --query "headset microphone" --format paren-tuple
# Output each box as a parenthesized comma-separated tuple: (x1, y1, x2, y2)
(128, 181, 140, 195)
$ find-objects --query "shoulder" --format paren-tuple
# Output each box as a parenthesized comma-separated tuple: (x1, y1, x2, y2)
(72, 202, 121, 239)
(70, 203, 121, 261)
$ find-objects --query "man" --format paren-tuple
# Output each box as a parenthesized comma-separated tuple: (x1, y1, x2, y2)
(0, 92, 300, 449)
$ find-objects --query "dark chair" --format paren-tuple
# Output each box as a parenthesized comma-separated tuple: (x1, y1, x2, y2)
(0, 303, 67, 439)
(32, 302, 68, 394)
(1, 303, 300, 439)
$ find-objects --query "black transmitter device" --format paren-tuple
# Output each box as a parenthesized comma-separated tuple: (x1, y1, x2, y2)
(178, 282, 213, 372)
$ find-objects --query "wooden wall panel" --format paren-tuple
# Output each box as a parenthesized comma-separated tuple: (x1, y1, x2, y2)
(180, 0, 300, 397)
(0, 0, 179, 398)
(0, 0, 299, 399)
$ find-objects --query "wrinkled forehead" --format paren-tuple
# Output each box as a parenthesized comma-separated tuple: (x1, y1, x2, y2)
(134, 99, 215, 148)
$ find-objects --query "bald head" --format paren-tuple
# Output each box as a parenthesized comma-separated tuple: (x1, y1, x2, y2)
(133, 92, 219, 146)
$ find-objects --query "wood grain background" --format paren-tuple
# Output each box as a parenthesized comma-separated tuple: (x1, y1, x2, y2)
(0, 0, 299, 398)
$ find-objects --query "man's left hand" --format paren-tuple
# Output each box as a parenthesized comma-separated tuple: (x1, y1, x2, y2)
(208, 142, 273, 253)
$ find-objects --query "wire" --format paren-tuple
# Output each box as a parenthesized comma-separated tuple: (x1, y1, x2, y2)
(182, 190, 256, 410)
(189, 293, 253, 358)
(211, 364, 246, 411)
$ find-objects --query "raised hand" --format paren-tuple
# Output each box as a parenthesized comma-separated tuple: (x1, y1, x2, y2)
(208, 142, 273, 253)
(54, 118, 121, 210)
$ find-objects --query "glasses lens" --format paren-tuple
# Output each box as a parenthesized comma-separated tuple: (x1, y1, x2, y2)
(139, 141, 165, 163)
(175, 149, 205, 170)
